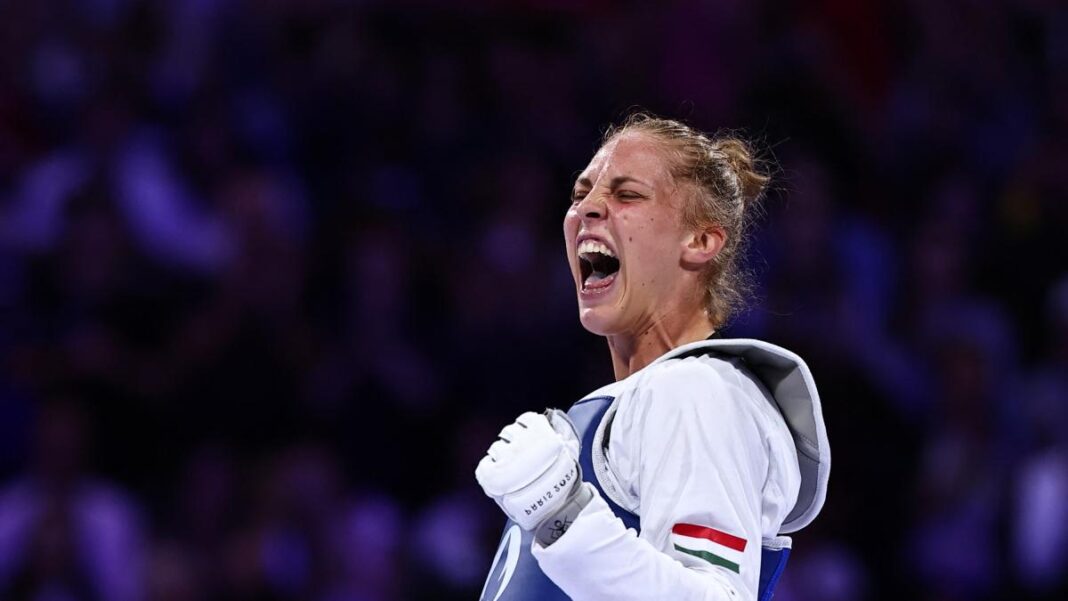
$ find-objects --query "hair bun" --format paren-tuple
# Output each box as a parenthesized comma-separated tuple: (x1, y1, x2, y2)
(711, 138, 768, 211)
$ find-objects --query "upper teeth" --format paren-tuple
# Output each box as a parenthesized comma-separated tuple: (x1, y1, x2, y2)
(577, 240, 616, 258)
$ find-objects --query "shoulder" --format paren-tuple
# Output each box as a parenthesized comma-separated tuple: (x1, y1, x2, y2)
(643, 353, 727, 384)
(636, 353, 758, 410)
(601, 350, 790, 507)
(610, 353, 769, 440)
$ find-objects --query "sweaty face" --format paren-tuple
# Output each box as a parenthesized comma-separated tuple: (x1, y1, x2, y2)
(563, 132, 695, 336)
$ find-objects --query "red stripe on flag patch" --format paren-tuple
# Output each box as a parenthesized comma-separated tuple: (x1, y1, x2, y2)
(672, 523, 747, 552)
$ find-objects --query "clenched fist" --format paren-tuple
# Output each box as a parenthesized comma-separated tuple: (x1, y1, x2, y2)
(475, 410, 583, 532)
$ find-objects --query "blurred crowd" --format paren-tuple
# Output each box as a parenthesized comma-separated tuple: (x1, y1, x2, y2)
(0, 1, 1065, 600)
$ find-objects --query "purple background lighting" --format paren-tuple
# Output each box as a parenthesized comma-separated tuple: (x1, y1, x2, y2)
(0, 1, 1066, 600)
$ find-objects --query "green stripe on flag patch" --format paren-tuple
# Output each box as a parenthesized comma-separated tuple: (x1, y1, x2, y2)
(674, 544, 741, 573)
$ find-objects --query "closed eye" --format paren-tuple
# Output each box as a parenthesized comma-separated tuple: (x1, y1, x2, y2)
(571, 189, 589, 203)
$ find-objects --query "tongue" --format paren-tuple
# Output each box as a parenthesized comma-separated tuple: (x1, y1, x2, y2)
(585, 271, 616, 289)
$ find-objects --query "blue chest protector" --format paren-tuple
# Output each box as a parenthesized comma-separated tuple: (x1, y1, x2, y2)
(479, 396, 791, 601)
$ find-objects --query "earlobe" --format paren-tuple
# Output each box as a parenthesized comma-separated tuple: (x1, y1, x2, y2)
(681, 227, 726, 266)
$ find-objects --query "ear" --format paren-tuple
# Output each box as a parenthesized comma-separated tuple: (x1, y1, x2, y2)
(680, 225, 726, 267)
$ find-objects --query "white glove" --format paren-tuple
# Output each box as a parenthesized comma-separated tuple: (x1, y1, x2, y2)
(475, 409, 583, 531)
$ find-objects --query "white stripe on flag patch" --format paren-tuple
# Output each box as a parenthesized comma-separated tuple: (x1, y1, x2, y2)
(670, 527, 746, 573)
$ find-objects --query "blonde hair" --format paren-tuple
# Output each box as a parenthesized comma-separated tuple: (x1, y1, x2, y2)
(602, 112, 769, 326)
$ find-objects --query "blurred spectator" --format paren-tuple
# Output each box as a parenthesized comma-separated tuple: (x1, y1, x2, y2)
(326, 493, 404, 601)
(1011, 277, 1068, 596)
(0, 398, 145, 601)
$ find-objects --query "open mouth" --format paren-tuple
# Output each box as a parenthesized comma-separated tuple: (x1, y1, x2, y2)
(577, 240, 621, 291)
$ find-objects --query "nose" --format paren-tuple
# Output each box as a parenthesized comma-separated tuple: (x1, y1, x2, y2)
(574, 191, 606, 220)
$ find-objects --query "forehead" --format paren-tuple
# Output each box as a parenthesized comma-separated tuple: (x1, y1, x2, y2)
(578, 132, 676, 187)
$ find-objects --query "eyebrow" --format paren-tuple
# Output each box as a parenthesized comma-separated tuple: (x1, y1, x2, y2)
(574, 175, 650, 190)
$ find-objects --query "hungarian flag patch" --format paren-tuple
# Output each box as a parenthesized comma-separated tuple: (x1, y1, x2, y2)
(671, 523, 747, 573)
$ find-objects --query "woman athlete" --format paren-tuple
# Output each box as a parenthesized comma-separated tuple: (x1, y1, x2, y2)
(475, 114, 830, 601)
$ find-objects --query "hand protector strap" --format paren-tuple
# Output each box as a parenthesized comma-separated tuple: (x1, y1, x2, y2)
(535, 481, 595, 546)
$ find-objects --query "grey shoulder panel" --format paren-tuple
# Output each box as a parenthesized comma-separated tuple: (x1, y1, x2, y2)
(654, 338, 831, 533)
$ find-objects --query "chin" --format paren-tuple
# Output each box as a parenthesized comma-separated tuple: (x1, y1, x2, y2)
(577, 305, 624, 336)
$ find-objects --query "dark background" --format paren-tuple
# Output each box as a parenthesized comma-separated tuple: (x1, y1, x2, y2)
(0, 1, 1065, 600)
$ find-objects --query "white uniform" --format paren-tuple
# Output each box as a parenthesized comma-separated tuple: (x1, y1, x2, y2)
(522, 339, 830, 601)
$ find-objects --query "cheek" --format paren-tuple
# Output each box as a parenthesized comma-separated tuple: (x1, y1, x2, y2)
(562, 212, 580, 261)
(562, 210, 580, 235)
(622, 218, 680, 279)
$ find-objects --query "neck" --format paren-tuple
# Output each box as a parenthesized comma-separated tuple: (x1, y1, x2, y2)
(607, 311, 716, 380)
